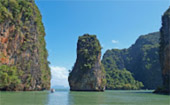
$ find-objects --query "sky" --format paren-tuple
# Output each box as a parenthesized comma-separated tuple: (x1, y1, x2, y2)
(35, 0, 170, 88)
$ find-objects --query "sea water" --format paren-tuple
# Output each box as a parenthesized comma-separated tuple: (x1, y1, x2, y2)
(0, 90, 169, 105)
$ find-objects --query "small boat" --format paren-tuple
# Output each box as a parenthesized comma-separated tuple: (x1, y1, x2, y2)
(51, 88, 55, 93)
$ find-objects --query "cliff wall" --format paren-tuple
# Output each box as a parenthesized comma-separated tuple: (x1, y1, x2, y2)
(0, 0, 50, 91)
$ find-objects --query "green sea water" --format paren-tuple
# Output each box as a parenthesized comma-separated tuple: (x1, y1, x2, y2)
(0, 90, 169, 105)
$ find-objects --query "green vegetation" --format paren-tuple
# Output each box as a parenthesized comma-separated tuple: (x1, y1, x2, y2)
(102, 32, 162, 89)
(69, 34, 103, 78)
(69, 34, 106, 91)
(0, 0, 50, 90)
(76, 34, 102, 71)
(102, 51, 143, 90)
(0, 65, 20, 90)
(101, 64, 107, 87)
(106, 69, 143, 90)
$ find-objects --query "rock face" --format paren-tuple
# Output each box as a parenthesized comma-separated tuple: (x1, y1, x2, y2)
(68, 34, 106, 91)
(0, 0, 51, 91)
(102, 32, 162, 89)
(102, 49, 144, 90)
(155, 7, 170, 94)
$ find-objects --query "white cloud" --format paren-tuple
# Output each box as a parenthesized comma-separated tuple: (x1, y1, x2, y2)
(50, 66, 69, 88)
(112, 40, 119, 44)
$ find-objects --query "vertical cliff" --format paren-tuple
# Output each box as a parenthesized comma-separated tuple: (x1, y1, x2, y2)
(68, 34, 106, 91)
(155, 7, 170, 94)
(0, 0, 51, 91)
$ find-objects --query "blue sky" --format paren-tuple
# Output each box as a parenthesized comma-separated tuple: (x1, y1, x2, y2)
(35, 0, 170, 88)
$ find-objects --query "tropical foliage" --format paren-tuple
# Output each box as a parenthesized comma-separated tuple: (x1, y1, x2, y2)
(102, 32, 162, 89)
(0, 65, 21, 90)
(0, 0, 50, 90)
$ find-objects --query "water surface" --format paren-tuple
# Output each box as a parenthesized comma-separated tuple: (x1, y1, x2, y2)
(0, 90, 169, 105)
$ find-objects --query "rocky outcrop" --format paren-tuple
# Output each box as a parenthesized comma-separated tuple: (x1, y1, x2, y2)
(68, 34, 106, 91)
(102, 32, 162, 89)
(0, 0, 50, 91)
(155, 7, 170, 94)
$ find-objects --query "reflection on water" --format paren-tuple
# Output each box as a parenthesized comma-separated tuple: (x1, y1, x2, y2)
(68, 91, 105, 105)
(0, 91, 49, 105)
(67, 90, 170, 105)
(0, 90, 170, 105)
(47, 90, 69, 105)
